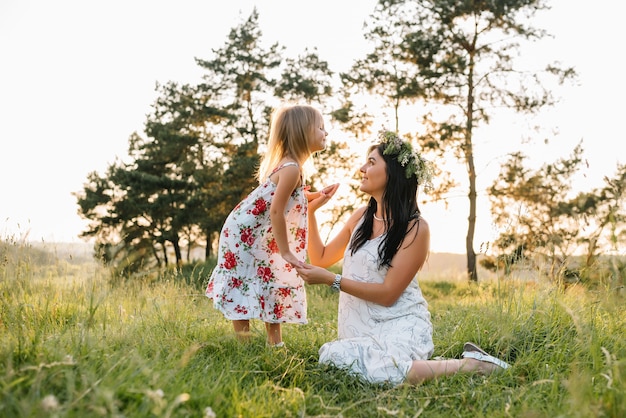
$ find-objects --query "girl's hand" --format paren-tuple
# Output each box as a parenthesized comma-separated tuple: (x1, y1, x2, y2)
(306, 183, 340, 211)
(282, 252, 303, 269)
(295, 263, 334, 286)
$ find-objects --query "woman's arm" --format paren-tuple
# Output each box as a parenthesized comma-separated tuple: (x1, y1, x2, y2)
(307, 197, 364, 267)
(297, 218, 430, 306)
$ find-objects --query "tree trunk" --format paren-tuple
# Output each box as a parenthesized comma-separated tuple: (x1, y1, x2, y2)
(172, 235, 182, 267)
(465, 48, 478, 282)
(466, 139, 478, 282)
(204, 229, 213, 260)
(162, 243, 169, 266)
(151, 244, 162, 268)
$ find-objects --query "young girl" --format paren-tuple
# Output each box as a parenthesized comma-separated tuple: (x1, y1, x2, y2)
(206, 104, 334, 347)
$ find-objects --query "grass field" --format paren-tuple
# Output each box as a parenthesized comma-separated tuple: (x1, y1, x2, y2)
(1, 240, 624, 417)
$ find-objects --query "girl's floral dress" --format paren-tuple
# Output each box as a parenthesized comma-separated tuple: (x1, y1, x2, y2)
(206, 162, 308, 324)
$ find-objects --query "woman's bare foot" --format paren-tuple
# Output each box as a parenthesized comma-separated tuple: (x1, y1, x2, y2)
(461, 357, 502, 375)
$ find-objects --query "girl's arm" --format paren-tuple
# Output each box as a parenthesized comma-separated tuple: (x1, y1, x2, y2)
(297, 218, 430, 307)
(269, 164, 303, 267)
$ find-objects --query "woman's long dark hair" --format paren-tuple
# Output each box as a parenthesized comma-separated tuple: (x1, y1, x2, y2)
(349, 143, 421, 268)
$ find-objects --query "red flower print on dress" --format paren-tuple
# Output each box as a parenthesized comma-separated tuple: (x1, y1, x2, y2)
(257, 266, 273, 283)
(273, 303, 284, 319)
(240, 227, 255, 246)
(259, 296, 265, 310)
(250, 198, 268, 215)
(277, 287, 291, 298)
(267, 238, 279, 254)
(230, 277, 243, 288)
(296, 228, 307, 251)
(234, 305, 248, 315)
(222, 251, 237, 270)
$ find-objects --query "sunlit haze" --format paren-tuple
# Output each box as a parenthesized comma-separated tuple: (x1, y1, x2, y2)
(1, 0, 623, 254)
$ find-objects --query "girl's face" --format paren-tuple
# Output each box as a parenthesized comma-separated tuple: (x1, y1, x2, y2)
(359, 148, 387, 196)
(308, 115, 328, 152)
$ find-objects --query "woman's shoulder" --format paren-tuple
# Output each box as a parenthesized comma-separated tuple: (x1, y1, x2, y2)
(345, 207, 368, 229)
(352, 206, 368, 221)
(406, 214, 429, 242)
(412, 214, 428, 227)
(409, 212, 428, 227)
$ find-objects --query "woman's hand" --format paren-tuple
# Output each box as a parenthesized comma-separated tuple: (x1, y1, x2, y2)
(305, 183, 340, 211)
(295, 263, 334, 286)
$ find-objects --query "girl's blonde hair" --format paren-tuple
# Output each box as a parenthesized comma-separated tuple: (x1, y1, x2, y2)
(256, 104, 321, 182)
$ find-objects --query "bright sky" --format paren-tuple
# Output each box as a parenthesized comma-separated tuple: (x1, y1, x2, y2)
(1, 0, 623, 254)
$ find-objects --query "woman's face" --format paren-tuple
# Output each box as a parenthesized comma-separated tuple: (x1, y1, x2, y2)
(359, 148, 387, 196)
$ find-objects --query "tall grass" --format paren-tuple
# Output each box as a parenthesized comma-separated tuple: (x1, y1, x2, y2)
(1, 238, 624, 417)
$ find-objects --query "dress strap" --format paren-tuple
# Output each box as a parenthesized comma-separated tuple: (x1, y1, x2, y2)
(268, 162, 303, 187)
(269, 162, 299, 177)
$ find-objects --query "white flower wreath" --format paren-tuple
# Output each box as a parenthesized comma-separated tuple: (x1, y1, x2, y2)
(378, 130, 434, 190)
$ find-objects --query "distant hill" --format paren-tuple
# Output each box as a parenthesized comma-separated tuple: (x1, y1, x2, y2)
(29, 241, 96, 265)
(421, 252, 466, 278)
(22, 242, 487, 278)
(421, 252, 495, 280)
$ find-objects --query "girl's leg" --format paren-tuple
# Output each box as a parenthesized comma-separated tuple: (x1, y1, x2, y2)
(232, 320, 251, 341)
(406, 358, 499, 385)
(265, 322, 282, 346)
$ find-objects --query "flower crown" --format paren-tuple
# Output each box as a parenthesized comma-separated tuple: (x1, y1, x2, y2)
(378, 130, 434, 190)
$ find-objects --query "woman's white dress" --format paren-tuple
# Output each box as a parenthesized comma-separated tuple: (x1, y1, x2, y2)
(319, 229, 434, 385)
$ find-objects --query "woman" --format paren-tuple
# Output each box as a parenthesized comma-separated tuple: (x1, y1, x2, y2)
(296, 131, 510, 385)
